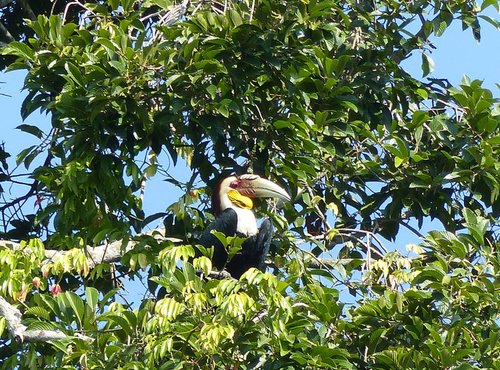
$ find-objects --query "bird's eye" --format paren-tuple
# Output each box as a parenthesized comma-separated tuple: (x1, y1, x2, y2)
(230, 180, 240, 188)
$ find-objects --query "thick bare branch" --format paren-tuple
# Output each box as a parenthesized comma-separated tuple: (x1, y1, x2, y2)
(306, 258, 354, 269)
(0, 296, 92, 342)
(0, 228, 182, 268)
(207, 270, 232, 279)
(0, 229, 181, 343)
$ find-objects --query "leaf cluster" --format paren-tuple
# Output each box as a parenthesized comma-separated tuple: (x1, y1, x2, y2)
(0, 0, 499, 368)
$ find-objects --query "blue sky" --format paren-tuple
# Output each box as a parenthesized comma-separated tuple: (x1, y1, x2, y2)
(403, 18, 500, 90)
(1, 15, 499, 249)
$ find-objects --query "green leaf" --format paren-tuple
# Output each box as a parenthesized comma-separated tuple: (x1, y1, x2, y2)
(65, 62, 85, 87)
(411, 111, 429, 128)
(16, 124, 45, 139)
(463, 208, 488, 244)
(479, 14, 500, 30)
(273, 120, 293, 130)
(26, 320, 58, 332)
(109, 60, 126, 73)
(95, 37, 118, 54)
(15, 145, 36, 166)
(86, 287, 99, 311)
(228, 10, 242, 27)
(25, 306, 51, 321)
(421, 53, 435, 77)
(369, 328, 387, 350)
(99, 313, 134, 337)
(481, 0, 500, 11)
(60, 291, 85, 327)
(0, 41, 35, 60)
(432, 17, 448, 37)
(0, 317, 6, 337)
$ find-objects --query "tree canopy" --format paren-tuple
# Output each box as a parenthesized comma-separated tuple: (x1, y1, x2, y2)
(0, 0, 499, 368)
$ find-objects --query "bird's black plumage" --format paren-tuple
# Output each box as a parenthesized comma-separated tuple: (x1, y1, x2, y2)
(199, 208, 272, 278)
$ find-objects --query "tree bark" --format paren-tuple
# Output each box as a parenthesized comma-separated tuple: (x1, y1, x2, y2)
(0, 296, 92, 342)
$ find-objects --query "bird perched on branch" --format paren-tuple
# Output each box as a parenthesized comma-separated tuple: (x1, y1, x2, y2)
(199, 174, 290, 278)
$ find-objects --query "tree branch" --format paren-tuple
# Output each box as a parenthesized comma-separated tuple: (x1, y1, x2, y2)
(0, 228, 182, 268)
(0, 296, 92, 342)
(306, 258, 354, 269)
(0, 152, 52, 214)
(151, 0, 189, 42)
(0, 226, 389, 344)
(0, 228, 181, 343)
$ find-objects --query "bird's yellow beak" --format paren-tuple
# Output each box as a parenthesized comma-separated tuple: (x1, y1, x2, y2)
(228, 189, 254, 209)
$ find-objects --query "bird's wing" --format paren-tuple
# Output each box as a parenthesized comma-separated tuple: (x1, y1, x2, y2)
(254, 219, 272, 269)
(198, 208, 238, 270)
(225, 219, 272, 279)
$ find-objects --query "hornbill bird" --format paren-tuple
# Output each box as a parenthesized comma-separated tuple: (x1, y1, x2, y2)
(199, 174, 290, 278)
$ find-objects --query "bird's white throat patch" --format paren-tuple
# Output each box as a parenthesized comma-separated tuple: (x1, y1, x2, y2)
(232, 206, 258, 236)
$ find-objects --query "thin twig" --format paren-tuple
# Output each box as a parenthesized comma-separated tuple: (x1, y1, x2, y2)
(249, 0, 255, 22)
(399, 221, 425, 238)
(62, 1, 93, 23)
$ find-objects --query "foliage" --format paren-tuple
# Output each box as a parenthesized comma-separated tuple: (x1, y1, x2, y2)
(0, 0, 499, 368)
(0, 0, 96, 69)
